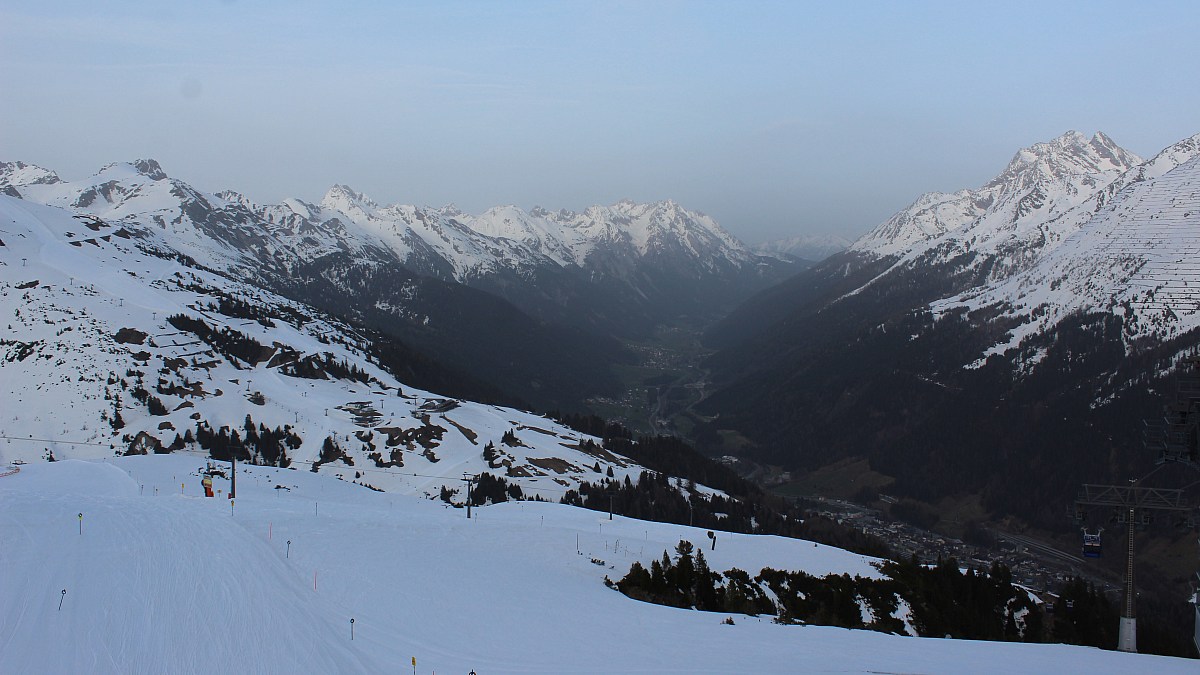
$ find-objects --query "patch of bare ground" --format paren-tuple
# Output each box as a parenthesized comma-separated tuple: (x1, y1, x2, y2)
(442, 416, 478, 444)
(527, 457, 582, 474)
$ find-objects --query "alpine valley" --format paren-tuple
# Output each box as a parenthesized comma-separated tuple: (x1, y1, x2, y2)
(5, 129, 1200, 528)
(3, 129, 1200, 668)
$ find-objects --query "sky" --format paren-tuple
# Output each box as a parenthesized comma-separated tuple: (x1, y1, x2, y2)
(2, 1, 1198, 243)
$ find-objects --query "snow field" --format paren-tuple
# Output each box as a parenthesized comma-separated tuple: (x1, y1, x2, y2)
(2, 456, 1194, 674)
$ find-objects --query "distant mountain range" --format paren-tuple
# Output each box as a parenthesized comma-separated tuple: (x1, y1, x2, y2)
(754, 233, 851, 262)
(1, 160, 799, 331)
(699, 130, 1200, 529)
(0, 160, 802, 410)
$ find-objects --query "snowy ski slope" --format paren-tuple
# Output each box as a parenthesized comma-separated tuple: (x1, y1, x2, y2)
(1, 455, 1192, 675)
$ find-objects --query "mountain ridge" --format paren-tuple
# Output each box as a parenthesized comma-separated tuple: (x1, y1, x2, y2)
(1, 158, 803, 342)
(0, 159, 637, 411)
(850, 130, 1144, 261)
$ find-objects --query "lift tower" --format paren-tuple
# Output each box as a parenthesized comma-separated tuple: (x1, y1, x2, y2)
(1074, 483, 1190, 652)
(1075, 356, 1200, 653)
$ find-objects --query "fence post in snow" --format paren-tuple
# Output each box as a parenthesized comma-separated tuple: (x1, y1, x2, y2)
(58, 589, 66, 610)
(350, 618, 354, 640)
(77, 513, 82, 535)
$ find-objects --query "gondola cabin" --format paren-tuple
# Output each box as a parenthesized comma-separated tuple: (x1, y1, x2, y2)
(1081, 528, 1103, 558)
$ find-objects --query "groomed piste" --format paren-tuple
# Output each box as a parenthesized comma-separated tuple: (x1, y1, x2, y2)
(1, 455, 1193, 674)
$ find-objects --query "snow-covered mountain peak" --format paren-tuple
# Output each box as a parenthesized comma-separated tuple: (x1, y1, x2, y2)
(755, 233, 851, 262)
(825, 130, 1200, 377)
(988, 130, 1141, 191)
(613, 198, 683, 219)
(933, 149, 1200, 359)
(479, 203, 525, 219)
(0, 161, 61, 192)
(851, 131, 1143, 258)
(214, 189, 253, 208)
(279, 197, 318, 218)
(133, 158, 168, 180)
(94, 158, 169, 183)
(434, 203, 464, 218)
(7, 160, 183, 217)
(319, 184, 379, 220)
(552, 198, 750, 264)
(1128, 132, 1200, 182)
(1088, 131, 1137, 167)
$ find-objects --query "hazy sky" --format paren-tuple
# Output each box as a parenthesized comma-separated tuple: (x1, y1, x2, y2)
(3, 1, 1198, 242)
